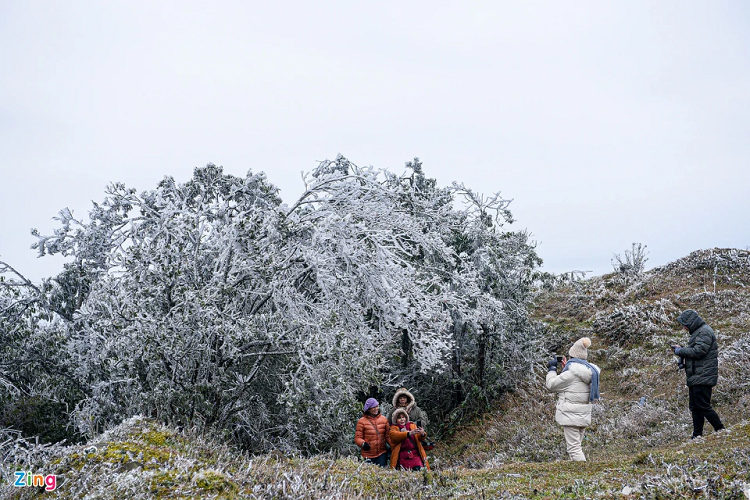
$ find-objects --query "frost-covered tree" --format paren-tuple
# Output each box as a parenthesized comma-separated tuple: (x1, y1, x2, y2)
(378, 159, 544, 425)
(0, 157, 544, 451)
(448, 185, 542, 394)
(0, 263, 85, 443)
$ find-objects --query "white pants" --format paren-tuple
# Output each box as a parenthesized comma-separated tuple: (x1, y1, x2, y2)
(562, 426, 586, 461)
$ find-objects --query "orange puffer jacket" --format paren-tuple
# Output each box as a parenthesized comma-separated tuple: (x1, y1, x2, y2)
(354, 413, 391, 459)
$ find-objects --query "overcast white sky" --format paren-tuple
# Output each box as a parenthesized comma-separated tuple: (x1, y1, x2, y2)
(2, 1, 749, 283)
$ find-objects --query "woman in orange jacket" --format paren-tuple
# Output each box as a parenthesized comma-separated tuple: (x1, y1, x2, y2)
(388, 408, 429, 471)
(354, 398, 391, 467)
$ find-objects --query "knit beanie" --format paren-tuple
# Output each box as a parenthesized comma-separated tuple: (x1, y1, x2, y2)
(363, 398, 379, 413)
(568, 337, 591, 360)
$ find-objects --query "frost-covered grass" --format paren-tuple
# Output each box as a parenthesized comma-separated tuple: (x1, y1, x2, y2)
(2, 416, 750, 499)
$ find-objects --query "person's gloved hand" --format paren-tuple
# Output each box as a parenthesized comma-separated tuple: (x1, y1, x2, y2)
(671, 344, 682, 355)
(547, 357, 558, 372)
(362, 442, 370, 451)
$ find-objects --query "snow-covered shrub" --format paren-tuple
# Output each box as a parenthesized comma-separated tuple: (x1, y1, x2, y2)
(591, 299, 678, 346)
(0, 270, 85, 443)
(611, 242, 649, 277)
(715, 334, 750, 407)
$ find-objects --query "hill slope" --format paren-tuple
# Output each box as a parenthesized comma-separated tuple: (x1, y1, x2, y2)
(2, 248, 750, 499)
(440, 248, 750, 463)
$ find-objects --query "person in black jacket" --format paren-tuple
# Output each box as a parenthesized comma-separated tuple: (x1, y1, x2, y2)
(671, 309, 725, 438)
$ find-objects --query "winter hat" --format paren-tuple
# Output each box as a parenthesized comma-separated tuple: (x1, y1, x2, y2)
(569, 337, 591, 360)
(363, 398, 379, 413)
(392, 387, 414, 408)
(391, 408, 409, 425)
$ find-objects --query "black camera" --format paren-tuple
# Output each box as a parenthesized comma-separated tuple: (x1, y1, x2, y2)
(669, 341, 685, 370)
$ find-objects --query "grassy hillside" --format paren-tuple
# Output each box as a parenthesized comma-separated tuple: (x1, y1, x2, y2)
(3, 248, 750, 499)
(440, 248, 750, 462)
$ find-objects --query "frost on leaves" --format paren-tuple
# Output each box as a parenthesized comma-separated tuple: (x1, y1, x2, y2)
(0, 159, 543, 452)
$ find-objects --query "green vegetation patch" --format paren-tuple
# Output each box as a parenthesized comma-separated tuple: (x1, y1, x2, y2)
(193, 469, 238, 494)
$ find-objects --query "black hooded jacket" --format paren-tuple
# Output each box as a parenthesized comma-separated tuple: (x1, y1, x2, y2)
(677, 310, 719, 387)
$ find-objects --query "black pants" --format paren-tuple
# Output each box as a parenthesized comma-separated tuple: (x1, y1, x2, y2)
(364, 452, 389, 468)
(688, 385, 724, 437)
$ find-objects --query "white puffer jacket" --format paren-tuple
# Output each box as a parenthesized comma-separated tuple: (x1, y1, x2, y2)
(546, 361, 601, 427)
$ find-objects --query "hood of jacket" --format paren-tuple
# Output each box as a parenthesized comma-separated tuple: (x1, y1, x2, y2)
(678, 309, 706, 333)
(392, 387, 416, 413)
(391, 408, 410, 425)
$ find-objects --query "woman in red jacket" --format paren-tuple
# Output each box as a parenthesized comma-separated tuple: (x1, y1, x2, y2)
(354, 398, 391, 467)
(388, 408, 429, 471)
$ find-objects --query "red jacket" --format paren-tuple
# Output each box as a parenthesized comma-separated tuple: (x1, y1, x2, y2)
(388, 422, 429, 470)
(354, 413, 391, 459)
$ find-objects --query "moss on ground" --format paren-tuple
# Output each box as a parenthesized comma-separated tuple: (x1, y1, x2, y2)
(3, 415, 750, 498)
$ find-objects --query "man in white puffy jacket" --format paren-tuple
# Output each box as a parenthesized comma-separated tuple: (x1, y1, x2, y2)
(546, 337, 601, 461)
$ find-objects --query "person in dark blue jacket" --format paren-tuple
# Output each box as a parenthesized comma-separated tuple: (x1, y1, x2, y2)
(671, 309, 725, 438)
